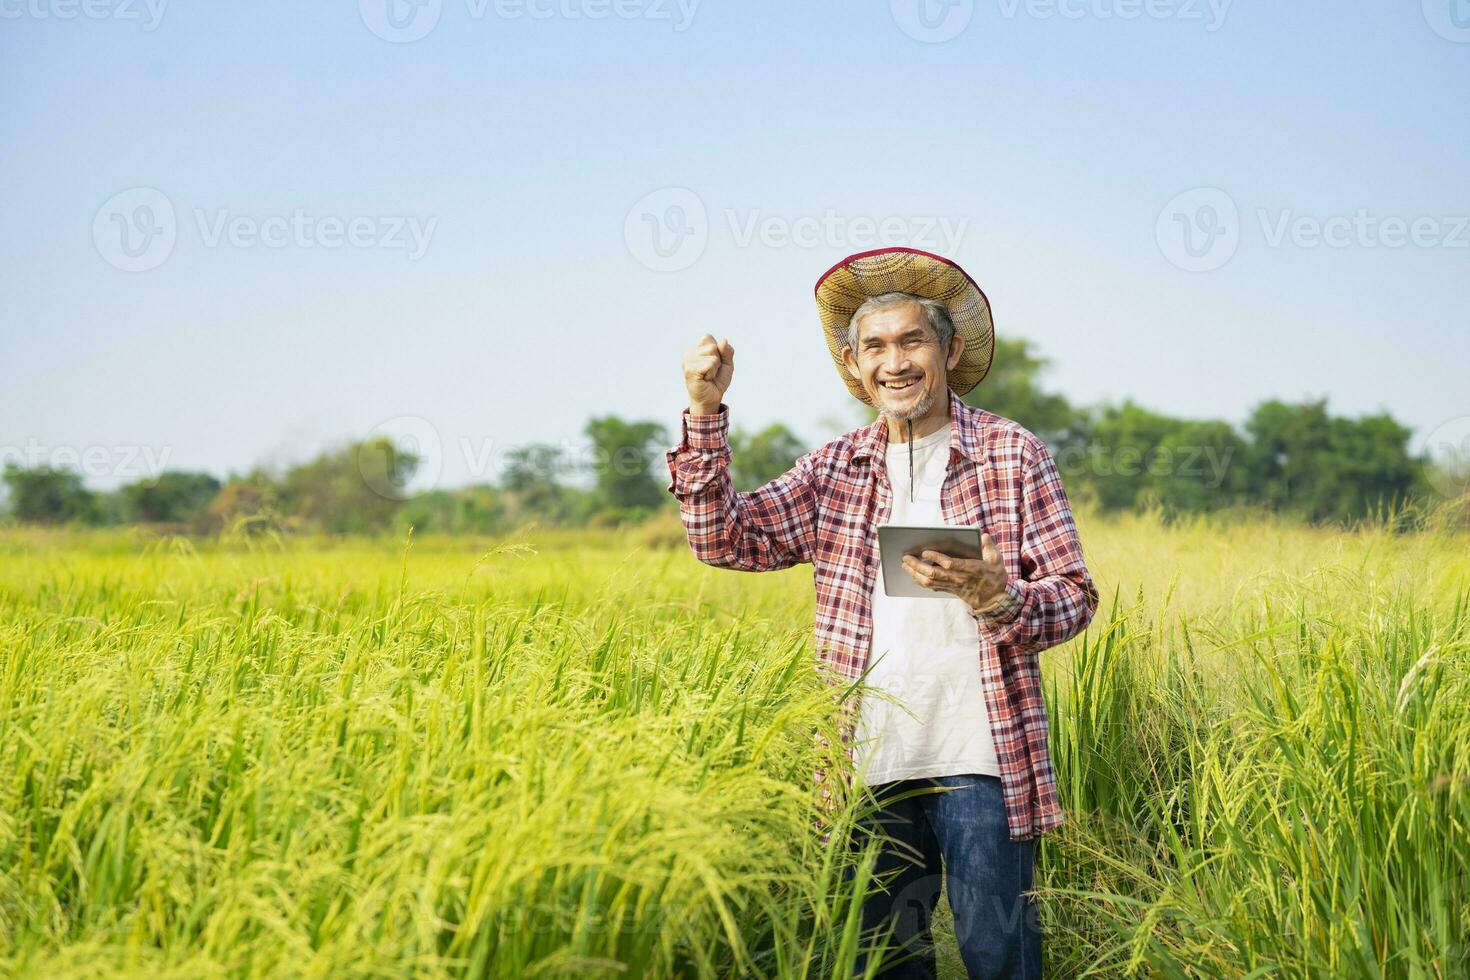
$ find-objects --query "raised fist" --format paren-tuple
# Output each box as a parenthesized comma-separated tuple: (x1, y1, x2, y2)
(682, 333, 734, 414)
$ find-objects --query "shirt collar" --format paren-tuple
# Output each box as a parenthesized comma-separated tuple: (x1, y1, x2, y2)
(851, 387, 987, 467)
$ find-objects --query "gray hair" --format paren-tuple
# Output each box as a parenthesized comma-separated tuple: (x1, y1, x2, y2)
(846, 292, 956, 354)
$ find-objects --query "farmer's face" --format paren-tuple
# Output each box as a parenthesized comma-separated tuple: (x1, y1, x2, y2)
(842, 301, 965, 421)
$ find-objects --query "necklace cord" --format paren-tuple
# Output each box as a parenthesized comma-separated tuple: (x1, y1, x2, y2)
(907, 419, 914, 503)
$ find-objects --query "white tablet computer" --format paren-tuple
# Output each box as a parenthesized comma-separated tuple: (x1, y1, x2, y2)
(876, 523, 985, 599)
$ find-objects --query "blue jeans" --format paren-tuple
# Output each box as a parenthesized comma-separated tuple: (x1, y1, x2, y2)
(843, 774, 1042, 979)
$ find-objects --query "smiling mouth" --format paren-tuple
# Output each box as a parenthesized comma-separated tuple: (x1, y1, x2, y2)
(879, 378, 921, 392)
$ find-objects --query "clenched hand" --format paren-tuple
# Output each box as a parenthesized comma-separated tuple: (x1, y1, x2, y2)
(683, 333, 733, 415)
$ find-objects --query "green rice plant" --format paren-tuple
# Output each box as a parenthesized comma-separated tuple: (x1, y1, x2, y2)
(1038, 520, 1470, 978)
(0, 532, 896, 977)
(0, 514, 1465, 978)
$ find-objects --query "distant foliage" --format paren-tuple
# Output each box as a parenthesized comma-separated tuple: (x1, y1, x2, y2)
(278, 437, 420, 533)
(1, 464, 97, 524)
(1, 339, 1444, 532)
(205, 477, 280, 535)
(122, 471, 221, 525)
(394, 486, 506, 535)
(583, 416, 669, 519)
(729, 423, 806, 492)
(961, 341, 1431, 527)
(1242, 399, 1429, 524)
(964, 338, 1087, 447)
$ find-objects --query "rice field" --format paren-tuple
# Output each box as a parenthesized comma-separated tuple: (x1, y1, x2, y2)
(1, 511, 1467, 978)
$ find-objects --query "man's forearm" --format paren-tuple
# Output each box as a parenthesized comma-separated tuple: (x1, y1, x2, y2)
(974, 570, 1097, 655)
(665, 404, 817, 572)
(971, 433, 1098, 654)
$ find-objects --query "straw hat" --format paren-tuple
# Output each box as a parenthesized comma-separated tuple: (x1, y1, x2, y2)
(814, 247, 995, 406)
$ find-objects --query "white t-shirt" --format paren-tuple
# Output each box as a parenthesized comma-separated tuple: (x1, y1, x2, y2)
(851, 421, 1001, 786)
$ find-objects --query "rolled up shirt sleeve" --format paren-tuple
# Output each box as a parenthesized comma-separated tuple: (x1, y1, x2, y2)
(973, 434, 1098, 655)
(665, 403, 818, 572)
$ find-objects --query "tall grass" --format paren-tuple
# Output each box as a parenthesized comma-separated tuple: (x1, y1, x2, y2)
(1040, 512, 1470, 978)
(0, 532, 889, 977)
(0, 514, 1466, 977)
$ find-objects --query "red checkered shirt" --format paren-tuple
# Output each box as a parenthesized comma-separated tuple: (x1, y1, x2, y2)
(664, 386, 1098, 842)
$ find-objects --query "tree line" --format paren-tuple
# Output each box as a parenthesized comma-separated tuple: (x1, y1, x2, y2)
(2, 338, 1461, 533)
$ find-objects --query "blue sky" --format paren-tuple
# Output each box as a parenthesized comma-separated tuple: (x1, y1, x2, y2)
(2, 0, 1467, 492)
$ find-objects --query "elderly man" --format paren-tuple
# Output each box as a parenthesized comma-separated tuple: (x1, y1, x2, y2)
(665, 247, 1098, 979)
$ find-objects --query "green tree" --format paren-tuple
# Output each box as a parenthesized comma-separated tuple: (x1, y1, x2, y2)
(396, 485, 507, 534)
(729, 423, 805, 491)
(122, 471, 222, 524)
(1147, 420, 1250, 514)
(1064, 401, 1179, 512)
(502, 444, 579, 523)
(279, 437, 419, 533)
(1062, 403, 1249, 516)
(206, 474, 281, 535)
(1243, 399, 1331, 514)
(1244, 400, 1428, 524)
(963, 337, 1085, 447)
(1, 464, 98, 524)
(583, 417, 668, 514)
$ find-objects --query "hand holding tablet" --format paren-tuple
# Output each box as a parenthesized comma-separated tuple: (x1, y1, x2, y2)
(877, 523, 1007, 608)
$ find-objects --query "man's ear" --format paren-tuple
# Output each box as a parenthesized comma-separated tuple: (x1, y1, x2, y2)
(946, 332, 966, 373)
(841, 346, 861, 380)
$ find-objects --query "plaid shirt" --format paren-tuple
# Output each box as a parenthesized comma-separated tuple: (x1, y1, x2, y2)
(664, 387, 1098, 842)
